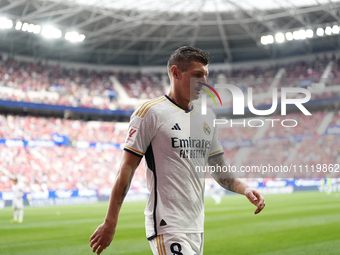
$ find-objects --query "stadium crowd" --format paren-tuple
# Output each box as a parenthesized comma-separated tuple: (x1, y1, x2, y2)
(265, 112, 326, 138)
(0, 56, 120, 109)
(242, 138, 296, 177)
(115, 71, 166, 99)
(330, 111, 340, 126)
(1, 54, 340, 111)
(0, 145, 146, 195)
(291, 135, 340, 173)
(1, 53, 340, 193)
(0, 115, 126, 143)
(218, 124, 258, 141)
(0, 55, 166, 109)
(0, 108, 339, 191)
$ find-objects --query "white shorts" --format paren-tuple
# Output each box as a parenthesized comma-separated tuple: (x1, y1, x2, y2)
(12, 199, 24, 209)
(149, 233, 204, 255)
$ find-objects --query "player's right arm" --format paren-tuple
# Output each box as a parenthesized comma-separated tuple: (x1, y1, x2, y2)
(90, 100, 157, 255)
(89, 150, 142, 255)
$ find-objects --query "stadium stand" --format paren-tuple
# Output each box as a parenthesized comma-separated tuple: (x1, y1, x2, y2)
(218, 124, 258, 141)
(265, 112, 326, 138)
(0, 56, 119, 110)
(1, 54, 340, 113)
(1, 105, 340, 191)
(241, 138, 296, 178)
(0, 52, 340, 193)
(115, 71, 166, 99)
(291, 135, 340, 167)
(0, 115, 126, 143)
(329, 111, 340, 125)
(0, 144, 146, 194)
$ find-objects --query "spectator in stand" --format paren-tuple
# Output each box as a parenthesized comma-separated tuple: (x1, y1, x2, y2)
(1, 55, 339, 110)
(0, 145, 147, 193)
(0, 58, 119, 109)
(0, 115, 127, 143)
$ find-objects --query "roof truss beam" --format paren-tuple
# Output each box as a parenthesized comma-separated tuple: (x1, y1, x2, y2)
(215, 0, 232, 62)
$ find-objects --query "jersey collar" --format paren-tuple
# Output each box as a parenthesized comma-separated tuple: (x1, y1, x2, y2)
(164, 95, 194, 113)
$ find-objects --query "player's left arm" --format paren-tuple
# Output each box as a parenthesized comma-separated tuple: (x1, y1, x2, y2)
(208, 154, 265, 214)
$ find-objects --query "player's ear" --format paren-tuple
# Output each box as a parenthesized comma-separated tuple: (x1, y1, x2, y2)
(171, 65, 180, 80)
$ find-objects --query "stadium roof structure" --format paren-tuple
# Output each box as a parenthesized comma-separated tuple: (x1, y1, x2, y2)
(1, 0, 340, 66)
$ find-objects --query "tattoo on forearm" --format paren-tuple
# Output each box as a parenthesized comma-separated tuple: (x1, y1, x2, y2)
(117, 159, 141, 207)
(208, 154, 239, 193)
(118, 174, 132, 207)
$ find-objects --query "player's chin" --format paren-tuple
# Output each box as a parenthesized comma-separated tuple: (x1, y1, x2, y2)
(190, 93, 200, 101)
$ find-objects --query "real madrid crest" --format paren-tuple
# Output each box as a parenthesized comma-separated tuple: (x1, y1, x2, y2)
(203, 121, 211, 135)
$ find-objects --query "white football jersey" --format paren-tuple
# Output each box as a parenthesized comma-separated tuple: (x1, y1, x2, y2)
(124, 95, 223, 240)
(12, 182, 24, 209)
(12, 183, 24, 200)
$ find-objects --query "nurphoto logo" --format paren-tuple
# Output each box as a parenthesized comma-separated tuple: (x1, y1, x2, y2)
(195, 82, 312, 128)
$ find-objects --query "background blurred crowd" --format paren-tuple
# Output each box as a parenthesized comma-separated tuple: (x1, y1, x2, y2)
(0, 110, 339, 192)
(0, 54, 340, 194)
(1, 54, 340, 110)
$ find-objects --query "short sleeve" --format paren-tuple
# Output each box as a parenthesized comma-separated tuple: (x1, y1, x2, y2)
(123, 108, 157, 158)
(208, 112, 224, 158)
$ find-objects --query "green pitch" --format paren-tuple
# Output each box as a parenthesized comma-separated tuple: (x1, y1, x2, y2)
(0, 191, 340, 255)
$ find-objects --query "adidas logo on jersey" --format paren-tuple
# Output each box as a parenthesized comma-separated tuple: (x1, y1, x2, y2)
(171, 123, 181, 130)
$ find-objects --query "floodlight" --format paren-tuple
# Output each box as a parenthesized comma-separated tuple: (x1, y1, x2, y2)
(42, 26, 62, 39)
(65, 31, 79, 42)
(33, 25, 41, 34)
(7, 19, 13, 29)
(325, 26, 332, 35)
(275, 33, 285, 43)
(0, 17, 13, 29)
(78, 34, 85, 42)
(267, 35, 274, 44)
(22, 22, 28, 32)
(316, 28, 324, 36)
(306, 29, 313, 38)
(15, 21, 22, 30)
(261, 35, 268, 45)
(293, 31, 301, 40)
(299, 30, 306, 40)
(65, 31, 85, 43)
(332, 25, 339, 34)
(285, 32, 293, 41)
(28, 24, 35, 33)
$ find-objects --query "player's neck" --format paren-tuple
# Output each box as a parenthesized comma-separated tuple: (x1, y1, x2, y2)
(167, 91, 192, 110)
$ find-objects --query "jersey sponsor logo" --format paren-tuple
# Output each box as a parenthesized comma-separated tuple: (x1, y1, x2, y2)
(203, 121, 211, 135)
(126, 127, 138, 144)
(171, 123, 181, 130)
(171, 137, 211, 158)
(171, 137, 211, 149)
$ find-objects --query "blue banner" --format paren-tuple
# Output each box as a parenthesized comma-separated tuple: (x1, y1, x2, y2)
(0, 139, 57, 147)
(0, 179, 328, 201)
(51, 134, 69, 145)
(299, 79, 314, 88)
(2, 180, 338, 207)
(75, 141, 121, 150)
(0, 138, 121, 150)
(326, 125, 340, 135)
(0, 99, 133, 116)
